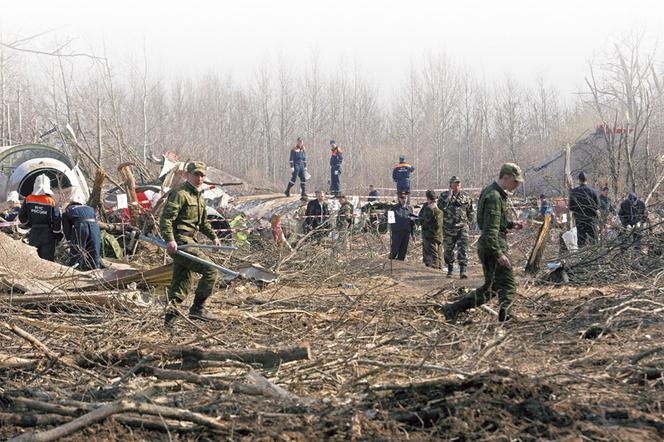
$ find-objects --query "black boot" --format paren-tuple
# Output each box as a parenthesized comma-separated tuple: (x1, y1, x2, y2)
(189, 294, 220, 322)
(285, 182, 293, 197)
(164, 305, 179, 328)
(459, 265, 468, 279)
(446, 264, 453, 278)
(441, 293, 477, 323)
(300, 183, 307, 197)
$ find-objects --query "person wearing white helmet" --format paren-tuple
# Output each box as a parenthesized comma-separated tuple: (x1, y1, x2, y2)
(1, 191, 22, 223)
(18, 174, 62, 261)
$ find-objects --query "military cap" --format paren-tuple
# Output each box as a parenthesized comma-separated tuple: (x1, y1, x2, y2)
(449, 175, 461, 183)
(186, 161, 207, 175)
(499, 163, 523, 182)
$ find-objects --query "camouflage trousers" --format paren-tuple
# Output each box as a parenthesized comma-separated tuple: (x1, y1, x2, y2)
(422, 238, 442, 269)
(168, 235, 218, 306)
(443, 227, 469, 266)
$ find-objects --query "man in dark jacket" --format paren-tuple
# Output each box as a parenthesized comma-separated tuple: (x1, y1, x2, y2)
(569, 171, 600, 247)
(304, 190, 330, 236)
(392, 154, 415, 195)
(329, 140, 343, 196)
(368, 185, 379, 202)
(618, 192, 648, 251)
(599, 186, 615, 231)
(18, 174, 62, 261)
(285, 137, 307, 197)
(390, 192, 415, 260)
(62, 194, 102, 270)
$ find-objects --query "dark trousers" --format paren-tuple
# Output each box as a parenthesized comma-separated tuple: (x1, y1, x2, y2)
(69, 223, 101, 270)
(390, 229, 410, 260)
(454, 247, 516, 320)
(287, 165, 307, 194)
(576, 219, 596, 247)
(330, 169, 341, 194)
(422, 238, 441, 268)
(168, 235, 218, 306)
(29, 227, 56, 262)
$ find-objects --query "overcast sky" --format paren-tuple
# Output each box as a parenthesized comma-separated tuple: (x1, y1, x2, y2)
(2, 0, 663, 97)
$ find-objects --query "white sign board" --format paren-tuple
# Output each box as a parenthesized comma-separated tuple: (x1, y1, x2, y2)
(387, 210, 396, 224)
(116, 193, 128, 210)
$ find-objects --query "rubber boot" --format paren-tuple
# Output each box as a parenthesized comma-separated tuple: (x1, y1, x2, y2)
(300, 183, 307, 197)
(446, 264, 454, 278)
(285, 182, 293, 197)
(459, 265, 468, 279)
(188, 293, 220, 322)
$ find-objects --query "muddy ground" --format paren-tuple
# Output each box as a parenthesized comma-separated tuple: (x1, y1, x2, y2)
(1, 227, 663, 441)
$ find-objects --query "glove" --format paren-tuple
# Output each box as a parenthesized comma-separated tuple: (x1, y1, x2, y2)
(334, 170, 340, 176)
(290, 167, 295, 173)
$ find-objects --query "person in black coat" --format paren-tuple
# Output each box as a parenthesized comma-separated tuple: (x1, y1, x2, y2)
(618, 192, 648, 251)
(390, 192, 415, 260)
(568, 171, 600, 247)
(304, 190, 330, 236)
(368, 185, 379, 202)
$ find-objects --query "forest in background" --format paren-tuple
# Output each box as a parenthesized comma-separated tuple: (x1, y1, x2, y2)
(0, 32, 662, 197)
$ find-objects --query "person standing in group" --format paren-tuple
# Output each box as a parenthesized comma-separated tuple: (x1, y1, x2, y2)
(160, 161, 222, 327)
(419, 190, 443, 269)
(62, 194, 102, 270)
(18, 174, 62, 261)
(390, 192, 415, 261)
(438, 176, 474, 279)
(304, 190, 330, 237)
(599, 186, 615, 232)
(392, 154, 415, 196)
(569, 171, 600, 247)
(285, 137, 308, 197)
(329, 140, 343, 197)
(440, 164, 524, 323)
(618, 192, 648, 251)
(368, 185, 379, 202)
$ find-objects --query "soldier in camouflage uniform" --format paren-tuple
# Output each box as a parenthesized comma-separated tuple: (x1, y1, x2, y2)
(441, 164, 524, 323)
(438, 176, 474, 279)
(419, 190, 443, 269)
(336, 194, 354, 250)
(160, 161, 222, 327)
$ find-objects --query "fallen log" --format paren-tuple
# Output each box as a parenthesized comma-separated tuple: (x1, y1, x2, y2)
(77, 344, 312, 369)
(8, 399, 228, 442)
(0, 413, 69, 427)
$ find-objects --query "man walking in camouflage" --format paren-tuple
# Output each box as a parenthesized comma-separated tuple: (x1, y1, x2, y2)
(438, 176, 474, 279)
(419, 190, 443, 269)
(441, 164, 524, 323)
(160, 161, 222, 327)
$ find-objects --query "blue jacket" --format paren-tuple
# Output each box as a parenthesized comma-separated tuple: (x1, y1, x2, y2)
(62, 204, 98, 240)
(391, 203, 415, 233)
(289, 148, 307, 168)
(330, 149, 343, 170)
(392, 162, 415, 188)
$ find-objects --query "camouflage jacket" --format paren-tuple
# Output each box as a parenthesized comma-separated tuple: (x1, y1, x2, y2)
(160, 181, 217, 243)
(419, 202, 443, 242)
(336, 201, 354, 229)
(437, 190, 474, 231)
(477, 181, 514, 258)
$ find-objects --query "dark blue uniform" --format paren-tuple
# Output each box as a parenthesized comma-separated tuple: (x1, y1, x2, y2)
(329, 148, 343, 195)
(392, 162, 415, 194)
(62, 203, 101, 270)
(286, 147, 307, 196)
(390, 202, 415, 260)
(18, 195, 62, 261)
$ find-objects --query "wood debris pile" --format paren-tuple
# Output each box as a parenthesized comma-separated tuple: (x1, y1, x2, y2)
(0, 226, 662, 440)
